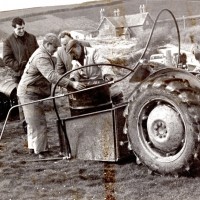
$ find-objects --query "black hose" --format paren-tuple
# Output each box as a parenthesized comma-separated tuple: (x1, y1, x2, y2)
(114, 8, 181, 84)
(52, 64, 133, 158)
(52, 9, 181, 158)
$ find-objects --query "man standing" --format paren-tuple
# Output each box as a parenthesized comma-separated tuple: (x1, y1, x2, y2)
(3, 17, 39, 128)
(3, 17, 39, 83)
(17, 33, 85, 158)
(56, 32, 73, 75)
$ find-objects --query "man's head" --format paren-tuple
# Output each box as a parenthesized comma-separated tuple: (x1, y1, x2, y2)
(58, 31, 73, 46)
(66, 40, 83, 60)
(12, 17, 25, 37)
(43, 33, 61, 55)
(60, 37, 69, 50)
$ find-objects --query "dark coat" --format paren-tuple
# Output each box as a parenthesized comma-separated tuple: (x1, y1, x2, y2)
(3, 31, 39, 82)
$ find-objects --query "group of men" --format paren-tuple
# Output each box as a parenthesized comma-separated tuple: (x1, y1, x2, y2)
(3, 17, 123, 159)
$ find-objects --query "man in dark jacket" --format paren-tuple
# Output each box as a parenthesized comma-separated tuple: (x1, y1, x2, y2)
(3, 17, 39, 129)
(3, 17, 39, 83)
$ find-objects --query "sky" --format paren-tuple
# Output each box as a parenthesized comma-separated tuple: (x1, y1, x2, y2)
(0, 0, 99, 12)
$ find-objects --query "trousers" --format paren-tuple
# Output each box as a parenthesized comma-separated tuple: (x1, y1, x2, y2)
(18, 94, 48, 154)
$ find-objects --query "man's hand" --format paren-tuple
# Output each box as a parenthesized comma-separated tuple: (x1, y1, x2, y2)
(69, 81, 86, 90)
(104, 74, 114, 82)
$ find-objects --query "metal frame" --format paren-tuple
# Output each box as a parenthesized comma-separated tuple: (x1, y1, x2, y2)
(57, 102, 131, 161)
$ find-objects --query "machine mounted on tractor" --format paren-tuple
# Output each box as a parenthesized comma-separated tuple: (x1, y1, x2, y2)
(1, 9, 200, 176)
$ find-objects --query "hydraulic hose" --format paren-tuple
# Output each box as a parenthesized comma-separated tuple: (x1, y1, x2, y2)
(52, 64, 133, 158)
(52, 8, 181, 122)
(52, 8, 181, 159)
(114, 8, 181, 84)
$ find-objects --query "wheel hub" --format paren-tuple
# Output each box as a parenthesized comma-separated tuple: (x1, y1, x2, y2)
(153, 120, 167, 138)
(147, 104, 184, 152)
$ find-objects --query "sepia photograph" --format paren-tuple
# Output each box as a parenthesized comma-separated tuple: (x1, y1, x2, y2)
(1, 0, 200, 199)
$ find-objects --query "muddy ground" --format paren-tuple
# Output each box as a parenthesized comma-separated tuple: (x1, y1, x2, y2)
(1, 80, 200, 200)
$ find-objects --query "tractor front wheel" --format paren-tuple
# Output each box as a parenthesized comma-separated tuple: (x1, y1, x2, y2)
(128, 77, 200, 175)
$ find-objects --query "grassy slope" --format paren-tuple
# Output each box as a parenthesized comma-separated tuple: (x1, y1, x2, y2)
(0, 0, 200, 40)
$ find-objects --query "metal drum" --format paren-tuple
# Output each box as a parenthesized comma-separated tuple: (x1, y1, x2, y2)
(0, 92, 11, 121)
(68, 79, 112, 116)
(0, 79, 19, 120)
(0, 79, 17, 98)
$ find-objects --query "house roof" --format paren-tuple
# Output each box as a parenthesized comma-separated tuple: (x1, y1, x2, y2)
(97, 12, 152, 30)
(105, 16, 127, 28)
(126, 12, 151, 27)
(70, 30, 89, 35)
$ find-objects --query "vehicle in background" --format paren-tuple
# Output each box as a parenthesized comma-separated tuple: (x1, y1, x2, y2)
(150, 53, 165, 64)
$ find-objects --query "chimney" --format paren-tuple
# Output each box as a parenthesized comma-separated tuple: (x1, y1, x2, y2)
(142, 4, 146, 13)
(114, 9, 117, 17)
(139, 5, 143, 13)
(116, 8, 120, 16)
(100, 8, 105, 21)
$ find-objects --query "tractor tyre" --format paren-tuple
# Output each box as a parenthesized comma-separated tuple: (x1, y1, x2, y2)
(127, 77, 200, 175)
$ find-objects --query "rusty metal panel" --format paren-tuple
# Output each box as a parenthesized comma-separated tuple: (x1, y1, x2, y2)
(64, 110, 116, 161)
(57, 103, 131, 162)
(113, 105, 130, 160)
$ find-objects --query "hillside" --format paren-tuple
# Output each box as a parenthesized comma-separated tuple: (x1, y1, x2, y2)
(1, 0, 200, 40)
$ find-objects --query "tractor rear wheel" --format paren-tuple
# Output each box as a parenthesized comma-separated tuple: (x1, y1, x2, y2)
(128, 77, 200, 175)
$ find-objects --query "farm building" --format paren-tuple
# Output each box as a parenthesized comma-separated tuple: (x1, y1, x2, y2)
(70, 30, 99, 40)
(97, 6, 154, 39)
(70, 30, 90, 40)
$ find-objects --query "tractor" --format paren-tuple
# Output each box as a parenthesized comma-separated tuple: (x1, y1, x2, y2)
(53, 9, 200, 176)
(1, 9, 200, 176)
(54, 58, 200, 176)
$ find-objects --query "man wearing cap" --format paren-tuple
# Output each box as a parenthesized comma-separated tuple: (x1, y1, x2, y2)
(17, 33, 85, 159)
(56, 31, 91, 75)
(66, 39, 124, 104)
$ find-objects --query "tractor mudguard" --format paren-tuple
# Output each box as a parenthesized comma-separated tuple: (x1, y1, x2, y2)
(129, 63, 200, 90)
(129, 62, 165, 83)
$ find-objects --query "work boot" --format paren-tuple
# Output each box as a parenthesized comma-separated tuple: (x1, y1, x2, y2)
(29, 149, 34, 154)
(38, 152, 46, 159)
(38, 150, 51, 159)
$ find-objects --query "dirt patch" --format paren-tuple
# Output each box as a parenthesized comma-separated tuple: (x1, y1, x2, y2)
(1, 80, 200, 200)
